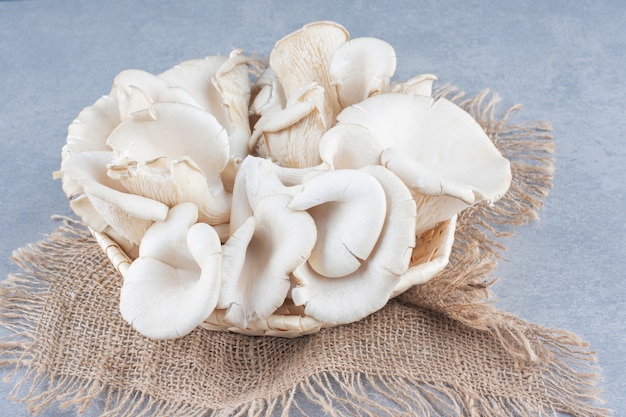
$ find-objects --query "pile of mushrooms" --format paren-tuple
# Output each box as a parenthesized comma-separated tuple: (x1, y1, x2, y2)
(55, 21, 511, 339)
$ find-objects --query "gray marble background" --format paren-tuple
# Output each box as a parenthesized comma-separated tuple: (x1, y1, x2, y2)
(1, 1, 624, 416)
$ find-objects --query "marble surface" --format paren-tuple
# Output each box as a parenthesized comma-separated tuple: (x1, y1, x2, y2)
(1, 1, 624, 415)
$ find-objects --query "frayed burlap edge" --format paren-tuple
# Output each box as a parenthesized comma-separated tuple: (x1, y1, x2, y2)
(0, 90, 612, 417)
(402, 87, 561, 352)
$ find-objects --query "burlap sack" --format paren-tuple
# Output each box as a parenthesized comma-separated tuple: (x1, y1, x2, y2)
(0, 90, 610, 416)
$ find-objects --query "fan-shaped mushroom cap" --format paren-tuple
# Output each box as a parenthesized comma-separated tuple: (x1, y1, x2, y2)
(329, 37, 397, 108)
(292, 166, 416, 325)
(112, 69, 200, 121)
(60, 151, 168, 245)
(220, 156, 317, 327)
(158, 56, 229, 121)
(318, 123, 383, 170)
(251, 21, 350, 168)
(229, 156, 289, 232)
(120, 203, 222, 339)
(336, 93, 511, 233)
(219, 198, 317, 328)
(211, 49, 253, 159)
(252, 83, 327, 168)
(160, 53, 253, 160)
(108, 156, 231, 225)
(106, 101, 230, 196)
(289, 169, 387, 278)
(55, 95, 122, 201)
(219, 156, 316, 328)
(62, 95, 120, 159)
(269, 21, 348, 120)
(227, 154, 324, 226)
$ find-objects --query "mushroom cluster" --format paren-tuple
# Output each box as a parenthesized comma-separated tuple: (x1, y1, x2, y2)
(55, 21, 511, 339)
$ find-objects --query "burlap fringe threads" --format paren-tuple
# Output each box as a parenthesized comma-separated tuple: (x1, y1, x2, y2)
(0, 91, 611, 416)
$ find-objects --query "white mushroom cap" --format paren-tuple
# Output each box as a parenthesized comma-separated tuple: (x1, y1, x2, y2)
(318, 123, 383, 170)
(160, 53, 253, 160)
(219, 197, 317, 328)
(54, 94, 121, 207)
(291, 166, 416, 325)
(219, 156, 316, 328)
(289, 169, 387, 278)
(336, 93, 512, 233)
(211, 49, 253, 159)
(219, 156, 317, 327)
(62, 95, 120, 159)
(269, 21, 349, 122)
(228, 155, 292, 232)
(158, 56, 229, 121)
(120, 203, 222, 339)
(108, 156, 232, 225)
(106, 101, 230, 196)
(111, 69, 200, 121)
(329, 37, 397, 108)
(60, 151, 168, 245)
(255, 23, 398, 169)
(252, 82, 327, 168)
(250, 67, 286, 118)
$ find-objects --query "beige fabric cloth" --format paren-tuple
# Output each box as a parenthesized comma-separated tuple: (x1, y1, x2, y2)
(0, 91, 610, 416)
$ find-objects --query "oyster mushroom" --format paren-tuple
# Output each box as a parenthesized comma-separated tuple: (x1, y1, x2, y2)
(227, 155, 326, 228)
(159, 52, 253, 160)
(62, 95, 120, 159)
(219, 197, 316, 328)
(289, 169, 387, 278)
(106, 102, 228, 183)
(269, 21, 349, 120)
(106, 101, 232, 224)
(158, 55, 229, 121)
(329, 37, 397, 108)
(250, 67, 286, 120)
(56, 94, 122, 207)
(251, 21, 350, 168)
(291, 166, 416, 325)
(211, 49, 253, 159)
(219, 157, 317, 328)
(108, 156, 232, 225)
(252, 83, 327, 168)
(111, 69, 200, 121)
(120, 203, 222, 339)
(318, 123, 383, 170)
(228, 156, 289, 232)
(60, 151, 168, 246)
(335, 93, 512, 234)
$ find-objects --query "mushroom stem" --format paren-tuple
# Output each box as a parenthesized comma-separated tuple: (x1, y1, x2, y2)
(119, 203, 222, 339)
